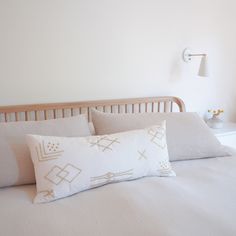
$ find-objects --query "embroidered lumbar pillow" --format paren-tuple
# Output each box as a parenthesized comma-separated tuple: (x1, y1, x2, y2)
(27, 121, 175, 203)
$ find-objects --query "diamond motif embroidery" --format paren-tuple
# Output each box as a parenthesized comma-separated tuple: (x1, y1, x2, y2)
(88, 136, 120, 152)
(148, 126, 166, 149)
(45, 164, 81, 185)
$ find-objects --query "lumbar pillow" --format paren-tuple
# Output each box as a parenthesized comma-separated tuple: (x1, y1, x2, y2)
(91, 109, 229, 161)
(0, 115, 91, 188)
(27, 121, 175, 203)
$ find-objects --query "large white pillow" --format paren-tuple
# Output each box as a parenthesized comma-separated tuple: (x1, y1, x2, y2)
(0, 115, 91, 188)
(27, 121, 175, 203)
(91, 110, 229, 161)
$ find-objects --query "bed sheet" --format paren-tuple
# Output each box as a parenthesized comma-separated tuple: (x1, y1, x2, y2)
(1, 155, 236, 236)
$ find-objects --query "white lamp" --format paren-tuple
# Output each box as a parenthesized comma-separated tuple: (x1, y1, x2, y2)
(198, 55, 209, 77)
(182, 48, 209, 77)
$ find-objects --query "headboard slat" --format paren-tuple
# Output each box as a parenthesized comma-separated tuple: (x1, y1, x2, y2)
(35, 111, 38, 121)
(170, 102, 173, 112)
(25, 112, 28, 121)
(15, 112, 18, 122)
(0, 96, 185, 123)
(44, 111, 47, 120)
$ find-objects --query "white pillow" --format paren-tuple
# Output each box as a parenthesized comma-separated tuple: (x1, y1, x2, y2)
(0, 115, 91, 188)
(27, 121, 175, 203)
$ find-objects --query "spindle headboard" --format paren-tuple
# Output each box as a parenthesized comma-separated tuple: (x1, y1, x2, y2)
(0, 96, 185, 123)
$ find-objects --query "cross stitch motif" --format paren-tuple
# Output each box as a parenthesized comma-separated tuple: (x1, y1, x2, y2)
(88, 136, 120, 152)
(138, 149, 148, 160)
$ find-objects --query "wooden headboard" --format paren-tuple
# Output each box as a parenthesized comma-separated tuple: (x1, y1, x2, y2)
(0, 96, 185, 123)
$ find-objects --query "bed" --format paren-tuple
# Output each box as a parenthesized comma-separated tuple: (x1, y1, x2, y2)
(0, 96, 235, 236)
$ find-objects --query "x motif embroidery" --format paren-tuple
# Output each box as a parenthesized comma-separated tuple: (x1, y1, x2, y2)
(138, 150, 147, 160)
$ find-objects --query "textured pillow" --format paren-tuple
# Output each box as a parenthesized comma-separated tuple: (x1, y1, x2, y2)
(0, 115, 91, 188)
(91, 110, 229, 161)
(27, 121, 175, 203)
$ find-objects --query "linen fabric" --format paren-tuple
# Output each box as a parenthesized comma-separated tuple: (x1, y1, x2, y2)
(0, 154, 236, 236)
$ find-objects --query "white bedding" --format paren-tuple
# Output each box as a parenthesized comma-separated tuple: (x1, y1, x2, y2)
(1, 155, 236, 236)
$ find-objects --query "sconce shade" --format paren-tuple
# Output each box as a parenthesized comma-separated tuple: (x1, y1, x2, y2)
(198, 56, 209, 77)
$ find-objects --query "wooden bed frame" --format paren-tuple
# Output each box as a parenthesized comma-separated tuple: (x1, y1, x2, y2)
(0, 96, 185, 123)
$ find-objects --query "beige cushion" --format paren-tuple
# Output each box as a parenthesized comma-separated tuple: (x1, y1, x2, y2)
(27, 121, 175, 203)
(0, 115, 91, 188)
(91, 110, 229, 161)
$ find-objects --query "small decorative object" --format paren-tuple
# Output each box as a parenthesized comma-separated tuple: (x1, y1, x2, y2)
(207, 109, 224, 129)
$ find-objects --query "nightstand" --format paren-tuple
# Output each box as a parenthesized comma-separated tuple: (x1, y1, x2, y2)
(211, 123, 236, 149)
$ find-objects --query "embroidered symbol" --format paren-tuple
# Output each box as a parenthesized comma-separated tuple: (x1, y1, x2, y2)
(88, 136, 120, 152)
(148, 126, 166, 149)
(138, 150, 148, 160)
(36, 141, 64, 162)
(90, 169, 133, 187)
(45, 164, 81, 185)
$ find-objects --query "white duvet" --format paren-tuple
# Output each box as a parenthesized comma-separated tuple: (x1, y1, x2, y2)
(1, 155, 236, 236)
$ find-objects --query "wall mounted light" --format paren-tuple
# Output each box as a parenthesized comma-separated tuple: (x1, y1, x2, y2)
(182, 48, 209, 77)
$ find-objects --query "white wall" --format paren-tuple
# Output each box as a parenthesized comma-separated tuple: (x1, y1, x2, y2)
(0, 0, 236, 120)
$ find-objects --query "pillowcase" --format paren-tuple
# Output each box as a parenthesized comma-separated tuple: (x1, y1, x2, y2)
(0, 115, 91, 188)
(91, 109, 229, 161)
(27, 121, 175, 203)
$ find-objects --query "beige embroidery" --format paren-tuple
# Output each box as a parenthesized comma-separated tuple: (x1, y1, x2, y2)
(45, 164, 81, 185)
(159, 160, 170, 169)
(148, 126, 166, 149)
(157, 168, 172, 176)
(91, 169, 133, 187)
(88, 136, 120, 152)
(38, 190, 55, 198)
(157, 160, 172, 175)
(138, 150, 147, 160)
(36, 141, 64, 162)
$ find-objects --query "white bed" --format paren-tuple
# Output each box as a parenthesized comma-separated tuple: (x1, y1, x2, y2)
(1, 154, 236, 236)
(0, 96, 235, 236)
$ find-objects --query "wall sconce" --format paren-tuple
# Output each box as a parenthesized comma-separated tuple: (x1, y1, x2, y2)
(182, 48, 209, 77)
